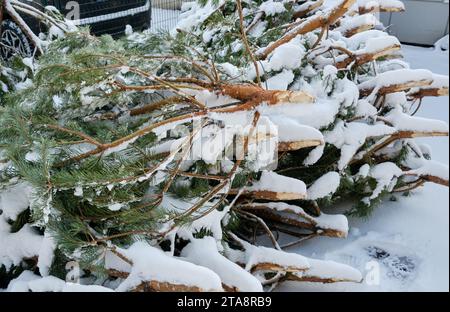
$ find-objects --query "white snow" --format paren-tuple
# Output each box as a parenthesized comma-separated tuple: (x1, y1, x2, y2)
(364, 162, 403, 202)
(314, 213, 349, 235)
(269, 115, 324, 143)
(359, 36, 400, 55)
(178, 204, 230, 241)
(336, 13, 380, 35)
(247, 171, 307, 196)
(325, 120, 396, 170)
(304, 145, 326, 166)
(1, 1, 448, 294)
(5, 271, 115, 292)
(190, 124, 236, 164)
(0, 183, 32, 220)
(301, 258, 363, 282)
(346, 29, 390, 50)
(176, 0, 225, 33)
(108, 203, 124, 212)
(0, 184, 45, 269)
(249, 202, 349, 235)
(358, 0, 405, 11)
(181, 237, 263, 292)
(307, 172, 341, 200)
(242, 242, 310, 272)
(230, 234, 361, 281)
(265, 69, 295, 90)
(411, 73, 449, 91)
(115, 241, 224, 292)
(37, 231, 56, 276)
(385, 107, 449, 134)
(218, 62, 241, 78)
(359, 69, 434, 100)
(0, 218, 43, 268)
(268, 38, 306, 72)
(435, 35, 449, 51)
(259, 0, 287, 16)
(406, 160, 449, 182)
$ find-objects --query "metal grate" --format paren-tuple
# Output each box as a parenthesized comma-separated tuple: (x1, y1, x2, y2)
(42, 0, 152, 36)
(151, 0, 190, 31)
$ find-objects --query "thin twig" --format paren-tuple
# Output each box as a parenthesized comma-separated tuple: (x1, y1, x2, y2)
(236, 0, 262, 87)
(235, 209, 282, 251)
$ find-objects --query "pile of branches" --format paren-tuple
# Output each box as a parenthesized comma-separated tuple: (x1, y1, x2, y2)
(0, 0, 448, 292)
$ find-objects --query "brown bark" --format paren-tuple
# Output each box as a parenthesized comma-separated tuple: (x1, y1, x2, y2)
(360, 79, 434, 97)
(278, 140, 324, 152)
(219, 84, 315, 106)
(250, 262, 308, 274)
(353, 130, 449, 166)
(130, 96, 187, 116)
(132, 281, 206, 292)
(222, 284, 239, 292)
(110, 269, 237, 292)
(284, 273, 360, 284)
(359, 5, 405, 15)
(240, 204, 347, 238)
(229, 190, 307, 201)
(404, 173, 449, 187)
(336, 44, 401, 69)
(257, 0, 356, 60)
(408, 87, 449, 99)
(422, 175, 449, 187)
(343, 23, 376, 37)
(293, 0, 325, 19)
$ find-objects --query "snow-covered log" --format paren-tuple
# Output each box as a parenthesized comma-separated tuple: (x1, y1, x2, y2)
(239, 202, 349, 238)
(108, 243, 225, 292)
(359, 69, 435, 98)
(181, 237, 264, 292)
(336, 13, 380, 37)
(293, 0, 325, 19)
(230, 171, 308, 201)
(284, 259, 363, 283)
(408, 74, 450, 99)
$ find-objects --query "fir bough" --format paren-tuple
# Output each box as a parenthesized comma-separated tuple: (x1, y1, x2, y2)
(0, 0, 448, 292)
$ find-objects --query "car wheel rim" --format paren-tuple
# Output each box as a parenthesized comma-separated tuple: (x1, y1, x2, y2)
(1, 29, 28, 60)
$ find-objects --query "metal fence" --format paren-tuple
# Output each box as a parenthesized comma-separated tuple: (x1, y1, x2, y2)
(151, 0, 190, 31)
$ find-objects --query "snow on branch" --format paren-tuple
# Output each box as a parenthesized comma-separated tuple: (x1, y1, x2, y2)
(257, 0, 357, 60)
(336, 13, 380, 37)
(181, 237, 264, 292)
(239, 201, 349, 238)
(359, 69, 434, 99)
(110, 242, 224, 292)
(0, 0, 448, 293)
(284, 258, 363, 283)
(357, 0, 405, 15)
(408, 74, 450, 99)
(230, 171, 308, 201)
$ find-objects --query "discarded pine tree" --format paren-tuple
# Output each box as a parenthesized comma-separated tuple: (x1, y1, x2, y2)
(0, 0, 448, 291)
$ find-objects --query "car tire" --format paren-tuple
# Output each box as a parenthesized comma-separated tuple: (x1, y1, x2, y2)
(0, 19, 33, 61)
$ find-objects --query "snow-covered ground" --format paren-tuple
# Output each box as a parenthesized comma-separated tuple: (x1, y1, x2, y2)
(278, 45, 449, 292)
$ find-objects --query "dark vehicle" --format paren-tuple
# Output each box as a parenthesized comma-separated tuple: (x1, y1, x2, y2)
(0, 0, 152, 60)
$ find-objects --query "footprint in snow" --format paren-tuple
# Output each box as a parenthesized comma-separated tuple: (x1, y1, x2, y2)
(325, 232, 420, 288)
(366, 245, 417, 281)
